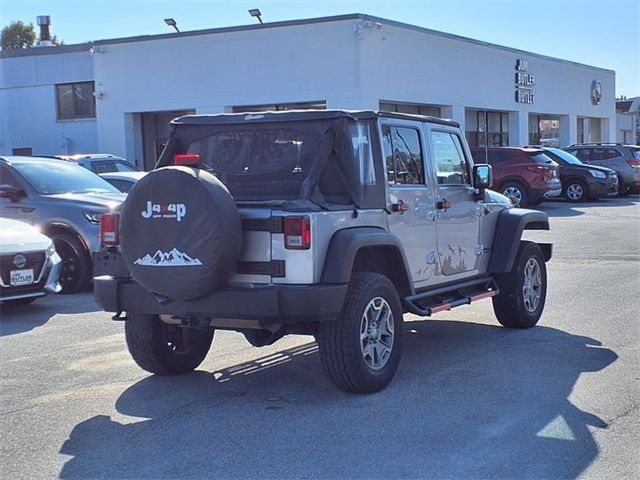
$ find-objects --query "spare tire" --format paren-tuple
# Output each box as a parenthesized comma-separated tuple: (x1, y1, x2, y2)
(119, 166, 241, 301)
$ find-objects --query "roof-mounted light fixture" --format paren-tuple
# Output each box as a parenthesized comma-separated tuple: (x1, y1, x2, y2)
(249, 9, 263, 24)
(164, 18, 180, 33)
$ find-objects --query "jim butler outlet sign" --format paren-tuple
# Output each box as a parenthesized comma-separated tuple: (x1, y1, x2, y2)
(515, 59, 535, 104)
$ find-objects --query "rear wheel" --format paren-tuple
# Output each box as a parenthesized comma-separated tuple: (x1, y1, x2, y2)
(492, 241, 547, 329)
(125, 313, 214, 374)
(501, 181, 529, 207)
(51, 233, 91, 294)
(564, 180, 588, 202)
(317, 272, 403, 393)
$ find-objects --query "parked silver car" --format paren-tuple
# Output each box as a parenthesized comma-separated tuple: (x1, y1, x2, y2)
(564, 143, 640, 195)
(61, 154, 140, 174)
(0, 157, 125, 293)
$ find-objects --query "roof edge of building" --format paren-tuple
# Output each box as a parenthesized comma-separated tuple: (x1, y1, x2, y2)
(0, 12, 616, 74)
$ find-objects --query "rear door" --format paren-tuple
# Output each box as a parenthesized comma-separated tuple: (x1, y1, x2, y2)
(382, 120, 439, 286)
(426, 126, 481, 277)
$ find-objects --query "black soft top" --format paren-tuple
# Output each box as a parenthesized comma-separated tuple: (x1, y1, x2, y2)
(171, 109, 459, 127)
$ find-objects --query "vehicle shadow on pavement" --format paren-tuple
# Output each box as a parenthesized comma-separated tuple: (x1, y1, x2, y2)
(58, 320, 617, 479)
(0, 292, 99, 336)
(537, 195, 639, 218)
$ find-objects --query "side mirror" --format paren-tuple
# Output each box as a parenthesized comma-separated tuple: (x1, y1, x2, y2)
(0, 184, 25, 201)
(473, 164, 492, 189)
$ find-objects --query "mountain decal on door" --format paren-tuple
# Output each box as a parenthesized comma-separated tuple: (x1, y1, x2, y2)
(134, 248, 202, 266)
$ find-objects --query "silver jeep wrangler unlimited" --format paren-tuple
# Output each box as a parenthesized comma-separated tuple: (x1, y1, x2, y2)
(94, 110, 552, 393)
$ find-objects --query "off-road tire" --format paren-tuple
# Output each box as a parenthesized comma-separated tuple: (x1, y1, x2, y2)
(51, 232, 92, 294)
(317, 272, 403, 393)
(125, 313, 214, 374)
(564, 179, 588, 202)
(500, 181, 529, 207)
(492, 241, 547, 329)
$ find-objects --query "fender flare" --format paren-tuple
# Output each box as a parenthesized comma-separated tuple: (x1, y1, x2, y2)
(320, 227, 414, 295)
(488, 208, 552, 273)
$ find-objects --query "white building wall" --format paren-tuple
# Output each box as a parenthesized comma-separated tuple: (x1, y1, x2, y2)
(93, 20, 364, 157)
(357, 21, 616, 145)
(0, 50, 97, 155)
(0, 15, 618, 157)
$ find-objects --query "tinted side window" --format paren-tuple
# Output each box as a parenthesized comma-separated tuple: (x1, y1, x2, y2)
(591, 148, 621, 160)
(430, 131, 470, 185)
(91, 161, 117, 174)
(571, 149, 590, 161)
(0, 166, 25, 190)
(106, 179, 133, 192)
(115, 161, 137, 172)
(382, 126, 425, 185)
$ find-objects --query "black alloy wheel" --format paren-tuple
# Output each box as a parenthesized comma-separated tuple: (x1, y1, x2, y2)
(51, 233, 91, 294)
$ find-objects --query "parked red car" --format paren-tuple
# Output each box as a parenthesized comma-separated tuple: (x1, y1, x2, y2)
(470, 147, 562, 207)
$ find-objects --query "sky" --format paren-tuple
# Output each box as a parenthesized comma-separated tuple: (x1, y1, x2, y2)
(1, 0, 638, 96)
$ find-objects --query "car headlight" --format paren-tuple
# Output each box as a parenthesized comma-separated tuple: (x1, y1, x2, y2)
(82, 211, 104, 224)
(46, 240, 56, 257)
(589, 170, 606, 178)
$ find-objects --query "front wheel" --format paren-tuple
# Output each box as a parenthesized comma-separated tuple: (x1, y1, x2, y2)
(492, 241, 547, 329)
(51, 233, 92, 294)
(125, 313, 214, 374)
(317, 272, 403, 393)
(564, 180, 588, 202)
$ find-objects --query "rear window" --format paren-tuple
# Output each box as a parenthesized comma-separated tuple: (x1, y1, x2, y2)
(529, 153, 555, 165)
(186, 128, 320, 200)
(631, 147, 640, 160)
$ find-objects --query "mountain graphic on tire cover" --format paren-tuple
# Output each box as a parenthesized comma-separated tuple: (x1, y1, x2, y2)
(119, 166, 242, 301)
(134, 249, 202, 267)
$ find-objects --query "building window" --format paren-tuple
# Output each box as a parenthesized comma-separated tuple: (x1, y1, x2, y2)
(379, 102, 441, 118)
(465, 110, 509, 147)
(56, 82, 96, 120)
(231, 101, 326, 113)
(12, 147, 32, 156)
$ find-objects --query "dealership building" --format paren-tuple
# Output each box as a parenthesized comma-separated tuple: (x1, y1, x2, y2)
(0, 14, 616, 170)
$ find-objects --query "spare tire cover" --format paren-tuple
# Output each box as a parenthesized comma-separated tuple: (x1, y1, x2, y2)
(119, 166, 241, 301)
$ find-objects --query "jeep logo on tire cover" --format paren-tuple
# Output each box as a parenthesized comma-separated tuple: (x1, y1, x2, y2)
(141, 201, 186, 221)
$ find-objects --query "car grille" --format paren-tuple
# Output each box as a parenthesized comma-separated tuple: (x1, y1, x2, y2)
(609, 172, 618, 182)
(0, 252, 46, 285)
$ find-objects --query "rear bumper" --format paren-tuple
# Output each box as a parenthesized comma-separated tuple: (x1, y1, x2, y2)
(543, 179, 563, 199)
(94, 276, 347, 326)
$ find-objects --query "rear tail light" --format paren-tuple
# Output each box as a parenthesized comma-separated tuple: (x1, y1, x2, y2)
(174, 153, 200, 166)
(284, 216, 311, 250)
(100, 213, 120, 247)
(525, 165, 548, 173)
(627, 159, 640, 169)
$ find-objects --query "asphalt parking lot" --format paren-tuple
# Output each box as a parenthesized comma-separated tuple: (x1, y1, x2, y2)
(1, 196, 639, 479)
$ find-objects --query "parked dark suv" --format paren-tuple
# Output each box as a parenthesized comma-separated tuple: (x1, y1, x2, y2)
(539, 147, 618, 201)
(564, 143, 640, 195)
(470, 147, 561, 207)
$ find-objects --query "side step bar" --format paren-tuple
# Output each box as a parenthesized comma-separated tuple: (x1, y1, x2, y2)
(403, 277, 499, 317)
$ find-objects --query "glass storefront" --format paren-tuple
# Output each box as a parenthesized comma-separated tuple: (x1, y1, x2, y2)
(379, 102, 441, 118)
(528, 114, 560, 146)
(465, 110, 509, 147)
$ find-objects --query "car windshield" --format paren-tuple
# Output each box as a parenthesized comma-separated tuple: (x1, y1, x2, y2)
(13, 161, 120, 195)
(546, 148, 582, 165)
